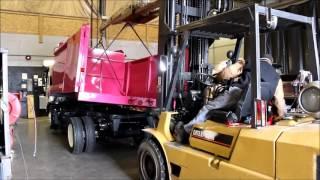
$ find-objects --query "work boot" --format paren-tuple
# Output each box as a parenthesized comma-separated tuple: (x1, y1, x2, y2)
(242, 116, 251, 124)
(173, 121, 188, 144)
(226, 111, 239, 123)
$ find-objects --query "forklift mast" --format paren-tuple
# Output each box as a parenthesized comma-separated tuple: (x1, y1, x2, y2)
(158, 0, 236, 111)
(158, 1, 319, 128)
(158, 0, 234, 110)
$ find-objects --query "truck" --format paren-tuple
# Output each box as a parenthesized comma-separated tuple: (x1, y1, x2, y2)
(47, 24, 159, 154)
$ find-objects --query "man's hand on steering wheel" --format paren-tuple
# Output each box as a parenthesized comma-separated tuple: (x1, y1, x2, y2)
(195, 73, 217, 86)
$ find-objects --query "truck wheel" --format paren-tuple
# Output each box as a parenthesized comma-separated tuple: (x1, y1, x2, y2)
(67, 117, 85, 154)
(81, 116, 96, 153)
(50, 109, 60, 130)
(138, 139, 167, 180)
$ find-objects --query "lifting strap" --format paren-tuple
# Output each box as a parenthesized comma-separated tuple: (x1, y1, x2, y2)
(93, 22, 154, 96)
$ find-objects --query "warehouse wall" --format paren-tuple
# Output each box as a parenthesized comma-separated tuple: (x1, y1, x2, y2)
(0, 0, 158, 42)
(0, 33, 157, 66)
(0, 11, 158, 42)
(0, 0, 159, 67)
(8, 66, 47, 93)
(0, 32, 230, 67)
(1, 33, 62, 66)
(209, 38, 244, 66)
(107, 40, 158, 59)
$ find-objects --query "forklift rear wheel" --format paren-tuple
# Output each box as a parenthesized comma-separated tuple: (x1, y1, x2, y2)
(81, 116, 96, 153)
(138, 139, 167, 180)
(67, 117, 85, 154)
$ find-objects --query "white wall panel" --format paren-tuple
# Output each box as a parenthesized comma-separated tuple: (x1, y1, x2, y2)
(0, 33, 65, 66)
(0, 33, 158, 66)
(211, 38, 244, 66)
(107, 40, 158, 59)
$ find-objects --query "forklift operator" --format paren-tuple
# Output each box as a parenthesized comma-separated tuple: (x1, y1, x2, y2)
(174, 54, 286, 142)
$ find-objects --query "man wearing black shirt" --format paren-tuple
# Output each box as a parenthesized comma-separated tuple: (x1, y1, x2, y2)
(175, 54, 285, 142)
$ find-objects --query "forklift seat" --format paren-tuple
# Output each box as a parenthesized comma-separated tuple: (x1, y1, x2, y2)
(205, 81, 274, 124)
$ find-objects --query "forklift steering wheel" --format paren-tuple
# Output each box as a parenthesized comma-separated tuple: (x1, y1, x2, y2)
(196, 73, 216, 86)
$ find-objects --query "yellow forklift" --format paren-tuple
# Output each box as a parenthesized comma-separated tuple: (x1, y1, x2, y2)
(138, 4, 320, 180)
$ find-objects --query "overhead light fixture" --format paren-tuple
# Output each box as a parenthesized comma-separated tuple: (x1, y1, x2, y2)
(159, 55, 167, 72)
(43, 59, 55, 67)
(25, 55, 32, 61)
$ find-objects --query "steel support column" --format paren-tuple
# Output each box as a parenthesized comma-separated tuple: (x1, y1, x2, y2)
(311, 17, 320, 80)
(165, 32, 190, 110)
(250, 5, 261, 128)
(0, 48, 12, 179)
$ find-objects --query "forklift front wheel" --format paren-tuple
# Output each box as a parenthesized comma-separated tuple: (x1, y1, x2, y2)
(138, 139, 167, 180)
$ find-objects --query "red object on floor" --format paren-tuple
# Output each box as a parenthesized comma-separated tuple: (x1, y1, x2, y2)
(8, 93, 21, 125)
(7, 93, 21, 148)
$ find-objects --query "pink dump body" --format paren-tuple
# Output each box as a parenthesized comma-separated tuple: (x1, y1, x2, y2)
(50, 25, 158, 107)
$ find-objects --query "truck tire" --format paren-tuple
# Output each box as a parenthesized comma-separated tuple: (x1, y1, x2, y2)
(138, 139, 167, 180)
(50, 108, 60, 130)
(67, 117, 85, 154)
(81, 116, 96, 153)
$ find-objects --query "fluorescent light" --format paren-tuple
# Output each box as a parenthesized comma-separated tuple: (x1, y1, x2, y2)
(43, 59, 55, 67)
(159, 60, 166, 72)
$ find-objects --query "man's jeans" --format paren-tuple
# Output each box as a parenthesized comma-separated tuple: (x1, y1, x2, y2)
(184, 86, 242, 133)
(184, 82, 274, 133)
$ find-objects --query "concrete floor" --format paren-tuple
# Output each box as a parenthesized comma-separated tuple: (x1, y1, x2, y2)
(11, 117, 139, 180)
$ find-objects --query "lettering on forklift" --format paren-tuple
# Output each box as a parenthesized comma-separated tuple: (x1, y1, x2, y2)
(192, 128, 233, 147)
(192, 129, 204, 137)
